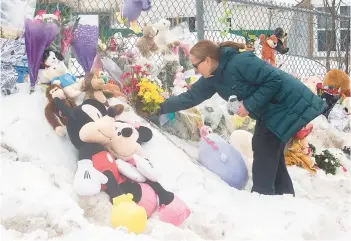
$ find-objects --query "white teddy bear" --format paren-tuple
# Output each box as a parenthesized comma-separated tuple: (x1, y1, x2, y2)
(172, 67, 188, 95)
(154, 19, 171, 52)
(42, 62, 83, 99)
(153, 19, 179, 61)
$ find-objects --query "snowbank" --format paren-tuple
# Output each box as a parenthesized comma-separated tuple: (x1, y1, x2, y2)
(0, 84, 350, 240)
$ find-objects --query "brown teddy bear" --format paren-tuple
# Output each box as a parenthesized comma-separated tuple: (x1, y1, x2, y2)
(82, 72, 114, 107)
(323, 69, 350, 101)
(259, 34, 278, 66)
(92, 68, 127, 100)
(44, 84, 76, 136)
(135, 23, 159, 58)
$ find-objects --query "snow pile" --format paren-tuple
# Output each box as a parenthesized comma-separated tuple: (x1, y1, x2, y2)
(0, 84, 350, 240)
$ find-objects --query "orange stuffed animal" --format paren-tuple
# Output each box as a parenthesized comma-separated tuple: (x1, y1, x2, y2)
(259, 34, 278, 66)
(323, 69, 350, 101)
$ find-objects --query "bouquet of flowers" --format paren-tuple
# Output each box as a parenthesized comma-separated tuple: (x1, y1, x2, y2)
(24, 9, 61, 90)
(121, 64, 165, 115)
(137, 78, 165, 113)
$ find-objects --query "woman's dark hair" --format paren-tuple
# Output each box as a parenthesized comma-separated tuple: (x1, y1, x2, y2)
(189, 40, 246, 61)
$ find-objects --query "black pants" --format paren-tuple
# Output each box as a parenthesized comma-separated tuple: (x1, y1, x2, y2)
(251, 121, 295, 196)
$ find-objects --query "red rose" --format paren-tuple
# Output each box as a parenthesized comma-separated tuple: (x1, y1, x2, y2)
(121, 72, 131, 81)
(132, 65, 142, 73)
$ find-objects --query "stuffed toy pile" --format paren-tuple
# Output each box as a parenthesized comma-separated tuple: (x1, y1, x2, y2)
(39, 49, 84, 99)
(51, 97, 190, 232)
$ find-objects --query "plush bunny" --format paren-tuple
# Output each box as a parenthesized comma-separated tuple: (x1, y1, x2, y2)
(172, 68, 188, 95)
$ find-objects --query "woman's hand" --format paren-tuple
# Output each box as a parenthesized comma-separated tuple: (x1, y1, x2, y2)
(237, 104, 249, 117)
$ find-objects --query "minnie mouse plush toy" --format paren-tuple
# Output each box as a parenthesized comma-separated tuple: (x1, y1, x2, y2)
(53, 97, 191, 227)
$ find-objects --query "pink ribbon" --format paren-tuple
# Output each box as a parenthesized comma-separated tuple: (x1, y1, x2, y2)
(202, 136, 219, 150)
(200, 126, 218, 150)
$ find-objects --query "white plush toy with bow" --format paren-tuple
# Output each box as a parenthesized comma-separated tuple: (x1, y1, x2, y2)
(172, 67, 188, 95)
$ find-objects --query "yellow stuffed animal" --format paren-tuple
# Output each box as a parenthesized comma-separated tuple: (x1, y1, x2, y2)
(110, 194, 147, 234)
(285, 138, 316, 174)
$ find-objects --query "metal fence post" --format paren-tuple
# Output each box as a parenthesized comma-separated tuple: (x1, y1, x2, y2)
(196, 0, 205, 40)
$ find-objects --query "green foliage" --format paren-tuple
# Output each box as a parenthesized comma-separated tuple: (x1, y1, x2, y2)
(314, 150, 341, 175)
(342, 146, 350, 157)
(308, 143, 316, 155)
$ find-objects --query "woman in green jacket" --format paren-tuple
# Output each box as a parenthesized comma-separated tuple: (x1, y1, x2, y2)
(153, 40, 327, 196)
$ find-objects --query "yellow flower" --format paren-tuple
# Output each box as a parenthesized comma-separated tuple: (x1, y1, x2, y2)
(143, 92, 152, 103)
(140, 77, 149, 82)
(190, 76, 198, 83)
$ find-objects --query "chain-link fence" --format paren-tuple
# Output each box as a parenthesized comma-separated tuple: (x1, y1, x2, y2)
(37, 0, 350, 79)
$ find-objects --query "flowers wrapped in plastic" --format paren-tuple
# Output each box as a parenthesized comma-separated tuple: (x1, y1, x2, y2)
(24, 9, 61, 90)
(71, 24, 99, 72)
(61, 17, 80, 56)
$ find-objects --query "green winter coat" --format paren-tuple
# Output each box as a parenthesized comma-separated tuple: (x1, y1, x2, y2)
(160, 47, 327, 143)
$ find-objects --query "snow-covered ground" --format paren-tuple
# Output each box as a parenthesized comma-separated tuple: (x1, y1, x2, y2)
(0, 84, 350, 240)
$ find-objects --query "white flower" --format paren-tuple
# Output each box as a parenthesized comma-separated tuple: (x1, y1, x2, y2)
(331, 161, 335, 165)
(325, 159, 329, 163)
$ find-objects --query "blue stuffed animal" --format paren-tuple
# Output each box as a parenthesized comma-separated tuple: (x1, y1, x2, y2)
(198, 132, 249, 190)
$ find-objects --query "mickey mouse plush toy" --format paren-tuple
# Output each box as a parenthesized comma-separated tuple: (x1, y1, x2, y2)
(53, 97, 190, 227)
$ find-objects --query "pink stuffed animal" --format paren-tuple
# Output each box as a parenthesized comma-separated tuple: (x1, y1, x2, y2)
(302, 75, 323, 94)
(172, 68, 188, 95)
(172, 43, 190, 57)
(105, 121, 191, 226)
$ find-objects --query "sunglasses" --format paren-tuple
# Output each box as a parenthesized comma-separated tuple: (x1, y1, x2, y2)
(192, 58, 206, 69)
